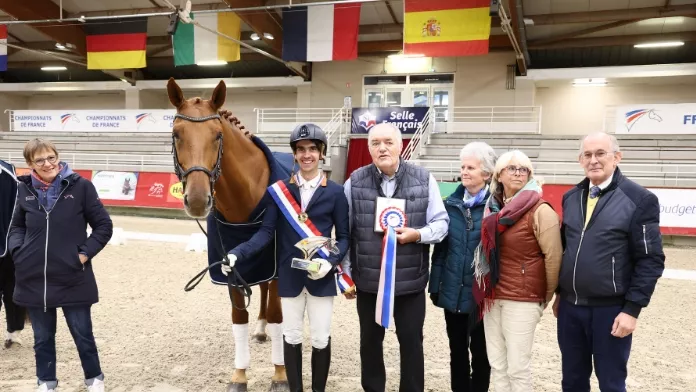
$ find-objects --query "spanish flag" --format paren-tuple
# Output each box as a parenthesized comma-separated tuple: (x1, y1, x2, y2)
(85, 18, 148, 70)
(403, 0, 492, 57)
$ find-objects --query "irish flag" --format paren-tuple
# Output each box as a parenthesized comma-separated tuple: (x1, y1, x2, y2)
(282, 4, 361, 62)
(0, 25, 7, 71)
(173, 13, 241, 66)
(404, 0, 492, 57)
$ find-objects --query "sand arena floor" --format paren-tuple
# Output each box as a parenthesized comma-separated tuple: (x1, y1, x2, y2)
(1, 216, 695, 392)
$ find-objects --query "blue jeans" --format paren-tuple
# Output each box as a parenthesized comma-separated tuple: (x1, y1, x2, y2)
(27, 306, 103, 388)
(557, 300, 632, 392)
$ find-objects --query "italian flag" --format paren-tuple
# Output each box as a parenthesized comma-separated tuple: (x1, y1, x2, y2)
(173, 13, 241, 66)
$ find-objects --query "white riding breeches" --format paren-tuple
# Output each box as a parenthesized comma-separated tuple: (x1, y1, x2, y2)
(280, 288, 334, 349)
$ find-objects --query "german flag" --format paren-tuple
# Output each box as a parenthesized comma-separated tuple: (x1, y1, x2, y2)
(85, 18, 148, 70)
(403, 0, 491, 57)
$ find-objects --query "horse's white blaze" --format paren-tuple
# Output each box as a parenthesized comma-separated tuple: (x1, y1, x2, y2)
(232, 323, 250, 370)
(254, 319, 267, 337)
(267, 323, 284, 366)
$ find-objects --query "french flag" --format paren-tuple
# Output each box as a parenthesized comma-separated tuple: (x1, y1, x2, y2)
(282, 4, 361, 62)
(0, 25, 7, 71)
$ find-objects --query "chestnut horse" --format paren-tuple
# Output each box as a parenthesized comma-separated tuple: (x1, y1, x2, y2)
(167, 78, 289, 392)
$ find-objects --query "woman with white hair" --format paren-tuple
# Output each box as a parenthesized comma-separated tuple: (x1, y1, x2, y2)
(429, 141, 496, 392)
(472, 149, 562, 392)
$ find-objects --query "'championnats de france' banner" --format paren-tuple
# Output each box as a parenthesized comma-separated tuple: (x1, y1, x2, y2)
(351, 107, 429, 134)
(12, 110, 177, 132)
(615, 104, 696, 134)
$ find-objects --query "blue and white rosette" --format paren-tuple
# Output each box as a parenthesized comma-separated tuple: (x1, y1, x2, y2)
(375, 207, 407, 328)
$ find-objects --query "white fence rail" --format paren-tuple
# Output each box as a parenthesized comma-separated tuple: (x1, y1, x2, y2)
(434, 106, 542, 134)
(0, 151, 173, 172)
(402, 108, 433, 160)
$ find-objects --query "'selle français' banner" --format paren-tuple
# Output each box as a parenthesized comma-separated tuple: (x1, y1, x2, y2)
(615, 104, 696, 134)
(12, 110, 176, 132)
(351, 106, 428, 134)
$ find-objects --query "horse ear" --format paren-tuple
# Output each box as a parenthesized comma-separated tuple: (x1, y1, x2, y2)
(167, 77, 185, 108)
(210, 80, 226, 110)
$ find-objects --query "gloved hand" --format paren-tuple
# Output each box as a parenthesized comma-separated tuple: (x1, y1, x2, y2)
(221, 253, 238, 276)
(429, 293, 439, 306)
(308, 259, 332, 280)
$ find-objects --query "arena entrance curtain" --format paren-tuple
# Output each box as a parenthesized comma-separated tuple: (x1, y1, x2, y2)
(345, 138, 411, 180)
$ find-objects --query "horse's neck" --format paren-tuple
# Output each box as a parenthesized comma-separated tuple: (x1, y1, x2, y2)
(214, 122, 271, 223)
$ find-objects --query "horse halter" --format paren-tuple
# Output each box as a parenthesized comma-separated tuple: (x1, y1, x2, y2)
(171, 113, 224, 191)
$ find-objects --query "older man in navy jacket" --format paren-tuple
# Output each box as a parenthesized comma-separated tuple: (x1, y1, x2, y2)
(0, 159, 26, 348)
(553, 132, 665, 392)
(222, 123, 350, 392)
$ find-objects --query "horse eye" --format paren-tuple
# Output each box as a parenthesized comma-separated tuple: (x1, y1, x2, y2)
(172, 133, 180, 140)
(215, 133, 222, 141)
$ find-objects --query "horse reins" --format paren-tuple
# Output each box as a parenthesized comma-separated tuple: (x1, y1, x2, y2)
(172, 112, 253, 311)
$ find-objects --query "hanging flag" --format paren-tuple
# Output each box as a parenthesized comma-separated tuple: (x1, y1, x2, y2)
(282, 4, 361, 62)
(85, 17, 148, 69)
(0, 25, 7, 71)
(172, 13, 241, 66)
(403, 0, 492, 57)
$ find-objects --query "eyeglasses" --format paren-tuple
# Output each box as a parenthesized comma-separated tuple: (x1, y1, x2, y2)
(581, 150, 613, 161)
(33, 156, 57, 166)
(505, 165, 530, 175)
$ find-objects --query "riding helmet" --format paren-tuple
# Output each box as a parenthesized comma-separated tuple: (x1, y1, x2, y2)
(289, 123, 328, 155)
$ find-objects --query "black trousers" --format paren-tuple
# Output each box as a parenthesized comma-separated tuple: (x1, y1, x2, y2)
(0, 255, 26, 333)
(357, 290, 426, 392)
(444, 310, 491, 392)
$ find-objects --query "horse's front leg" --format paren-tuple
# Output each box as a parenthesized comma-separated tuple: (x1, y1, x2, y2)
(267, 279, 289, 391)
(252, 282, 269, 342)
(229, 291, 250, 392)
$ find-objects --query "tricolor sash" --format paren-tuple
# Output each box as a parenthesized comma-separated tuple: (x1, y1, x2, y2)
(268, 180, 355, 293)
(375, 207, 407, 328)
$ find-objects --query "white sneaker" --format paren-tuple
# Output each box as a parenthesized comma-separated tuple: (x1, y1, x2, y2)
(87, 378, 104, 392)
(36, 384, 56, 392)
(9, 331, 22, 345)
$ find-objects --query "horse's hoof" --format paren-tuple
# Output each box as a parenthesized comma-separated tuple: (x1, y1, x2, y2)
(227, 382, 248, 392)
(252, 333, 268, 343)
(268, 380, 290, 392)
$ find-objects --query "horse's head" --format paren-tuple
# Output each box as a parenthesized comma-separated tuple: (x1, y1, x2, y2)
(167, 77, 227, 218)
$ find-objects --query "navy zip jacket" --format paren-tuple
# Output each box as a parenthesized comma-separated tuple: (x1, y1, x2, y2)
(229, 177, 350, 298)
(428, 184, 488, 314)
(8, 169, 113, 308)
(0, 160, 18, 258)
(559, 167, 665, 318)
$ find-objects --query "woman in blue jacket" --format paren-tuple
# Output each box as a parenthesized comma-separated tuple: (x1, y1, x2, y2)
(8, 139, 113, 392)
(428, 141, 497, 392)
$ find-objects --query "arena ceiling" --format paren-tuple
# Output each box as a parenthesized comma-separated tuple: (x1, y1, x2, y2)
(1, 0, 696, 83)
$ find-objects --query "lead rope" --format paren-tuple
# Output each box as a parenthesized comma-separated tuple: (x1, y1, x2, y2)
(183, 189, 252, 311)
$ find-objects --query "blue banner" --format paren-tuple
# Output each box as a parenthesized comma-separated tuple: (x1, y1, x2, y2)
(351, 106, 429, 134)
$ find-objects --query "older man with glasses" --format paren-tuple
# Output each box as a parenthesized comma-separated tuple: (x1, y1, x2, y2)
(553, 132, 665, 392)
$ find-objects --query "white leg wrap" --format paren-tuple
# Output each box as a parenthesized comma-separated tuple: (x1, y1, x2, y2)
(232, 323, 250, 370)
(267, 323, 285, 366)
(254, 319, 268, 336)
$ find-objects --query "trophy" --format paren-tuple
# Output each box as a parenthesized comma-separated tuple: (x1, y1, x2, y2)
(292, 236, 340, 272)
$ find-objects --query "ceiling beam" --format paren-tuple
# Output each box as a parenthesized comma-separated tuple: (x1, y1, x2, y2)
(528, 31, 696, 49)
(529, 19, 642, 46)
(0, 0, 87, 54)
(527, 4, 696, 25)
(508, 0, 529, 75)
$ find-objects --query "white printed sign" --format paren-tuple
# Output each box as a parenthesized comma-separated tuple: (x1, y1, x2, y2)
(12, 110, 177, 132)
(648, 188, 696, 228)
(615, 104, 696, 134)
(92, 171, 139, 201)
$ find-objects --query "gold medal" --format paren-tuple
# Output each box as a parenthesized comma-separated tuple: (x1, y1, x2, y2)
(298, 212, 308, 223)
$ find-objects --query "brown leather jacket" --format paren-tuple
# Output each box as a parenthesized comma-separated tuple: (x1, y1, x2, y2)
(494, 199, 562, 303)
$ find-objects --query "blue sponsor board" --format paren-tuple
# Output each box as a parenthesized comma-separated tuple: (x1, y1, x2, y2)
(351, 106, 429, 134)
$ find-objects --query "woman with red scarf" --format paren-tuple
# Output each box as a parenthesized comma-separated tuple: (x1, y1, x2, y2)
(472, 150, 562, 392)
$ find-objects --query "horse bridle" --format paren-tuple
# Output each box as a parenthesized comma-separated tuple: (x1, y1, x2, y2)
(172, 112, 252, 311)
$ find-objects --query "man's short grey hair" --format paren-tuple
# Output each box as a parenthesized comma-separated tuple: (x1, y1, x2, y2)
(459, 141, 497, 176)
(579, 132, 621, 154)
(368, 123, 402, 144)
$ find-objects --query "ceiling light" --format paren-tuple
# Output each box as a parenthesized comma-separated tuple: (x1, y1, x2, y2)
(41, 66, 67, 71)
(196, 60, 227, 66)
(77, 15, 86, 23)
(388, 53, 425, 59)
(634, 41, 684, 48)
(523, 18, 534, 25)
(263, 32, 274, 40)
(250, 33, 260, 41)
(572, 78, 607, 87)
(55, 43, 65, 50)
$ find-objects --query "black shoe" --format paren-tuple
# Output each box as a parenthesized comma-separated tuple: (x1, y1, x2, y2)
(311, 337, 331, 392)
(284, 338, 303, 392)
